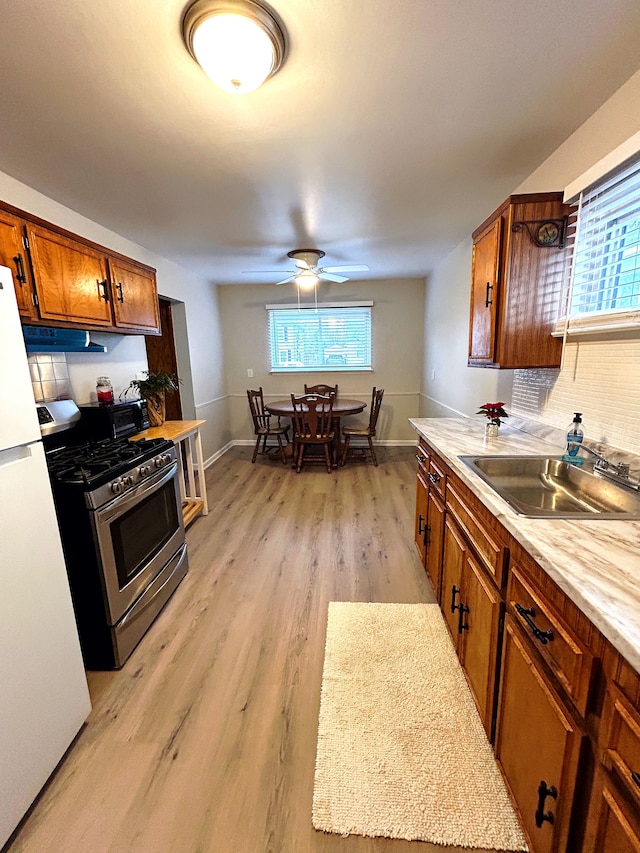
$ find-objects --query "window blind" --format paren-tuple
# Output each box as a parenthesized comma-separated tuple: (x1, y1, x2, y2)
(267, 305, 372, 372)
(569, 155, 640, 320)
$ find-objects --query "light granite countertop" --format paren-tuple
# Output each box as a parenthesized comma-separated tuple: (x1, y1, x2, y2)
(409, 418, 640, 673)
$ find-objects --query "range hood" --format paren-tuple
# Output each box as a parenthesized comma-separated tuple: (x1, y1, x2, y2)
(23, 325, 107, 354)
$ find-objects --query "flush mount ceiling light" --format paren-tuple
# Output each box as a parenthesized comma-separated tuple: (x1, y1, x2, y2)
(182, 0, 286, 94)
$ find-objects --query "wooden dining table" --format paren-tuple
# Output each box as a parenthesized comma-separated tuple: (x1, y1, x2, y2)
(265, 397, 367, 467)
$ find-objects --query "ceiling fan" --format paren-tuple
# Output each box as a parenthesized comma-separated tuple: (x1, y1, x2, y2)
(245, 249, 369, 287)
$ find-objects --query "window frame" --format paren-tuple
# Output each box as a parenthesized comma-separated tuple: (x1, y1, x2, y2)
(265, 301, 373, 373)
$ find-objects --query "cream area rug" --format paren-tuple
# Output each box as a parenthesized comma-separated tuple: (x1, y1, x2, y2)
(312, 602, 528, 850)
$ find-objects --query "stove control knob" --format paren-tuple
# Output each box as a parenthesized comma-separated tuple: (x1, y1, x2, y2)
(162, 453, 173, 465)
(123, 475, 134, 487)
(154, 455, 164, 469)
(111, 479, 123, 494)
(139, 464, 151, 477)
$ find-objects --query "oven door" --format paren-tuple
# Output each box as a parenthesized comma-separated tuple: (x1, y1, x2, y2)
(92, 461, 185, 625)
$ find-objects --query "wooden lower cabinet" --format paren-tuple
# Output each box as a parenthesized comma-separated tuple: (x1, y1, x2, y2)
(583, 767, 640, 852)
(415, 471, 428, 565)
(441, 514, 503, 738)
(494, 616, 585, 853)
(425, 489, 445, 600)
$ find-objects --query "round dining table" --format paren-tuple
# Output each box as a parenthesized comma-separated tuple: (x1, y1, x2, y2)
(265, 397, 367, 467)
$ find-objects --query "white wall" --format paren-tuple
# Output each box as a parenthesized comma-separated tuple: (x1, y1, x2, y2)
(422, 69, 640, 454)
(219, 278, 425, 443)
(0, 171, 229, 461)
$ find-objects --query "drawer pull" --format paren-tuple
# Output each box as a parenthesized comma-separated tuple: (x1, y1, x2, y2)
(632, 771, 640, 789)
(416, 453, 426, 464)
(515, 602, 555, 645)
(428, 472, 441, 485)
(535, 780, 557, 828)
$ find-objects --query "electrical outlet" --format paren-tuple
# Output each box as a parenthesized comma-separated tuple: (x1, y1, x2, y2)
(431, 369, 436, 380)
(247, 368, 253, 378)
(136, 371, 147, 380)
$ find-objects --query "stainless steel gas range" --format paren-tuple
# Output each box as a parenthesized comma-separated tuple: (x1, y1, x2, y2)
(39, 401, 188, 669)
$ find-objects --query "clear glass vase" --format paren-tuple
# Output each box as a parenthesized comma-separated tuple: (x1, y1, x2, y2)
(485, 421, 499, 438)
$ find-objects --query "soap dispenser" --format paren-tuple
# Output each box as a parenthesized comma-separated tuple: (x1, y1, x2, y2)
(563, 412, 584, 463)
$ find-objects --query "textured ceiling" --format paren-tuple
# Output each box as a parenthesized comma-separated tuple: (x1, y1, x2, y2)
(1, 1, 640, 284)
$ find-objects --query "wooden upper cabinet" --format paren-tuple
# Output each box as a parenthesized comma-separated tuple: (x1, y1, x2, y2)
(26, 224, 113, 327)
(0, 209, 37, 320)
(468, 192, 572, 369)
(109, 257, 160, 333)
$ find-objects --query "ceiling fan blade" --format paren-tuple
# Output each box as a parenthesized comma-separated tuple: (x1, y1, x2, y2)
(293, 259, 312, 270)
(276, 274, 298, 285)
(322, 264, 370, 273)
(319, 272, 349, 283)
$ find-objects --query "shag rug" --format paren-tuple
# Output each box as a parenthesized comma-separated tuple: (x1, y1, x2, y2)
(312, 602, 528, 850)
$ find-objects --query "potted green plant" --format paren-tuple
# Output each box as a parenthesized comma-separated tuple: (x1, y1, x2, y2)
(124, 370, 180, 426)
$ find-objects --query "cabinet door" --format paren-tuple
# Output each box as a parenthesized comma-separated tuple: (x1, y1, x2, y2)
(425, 490, 445, 603)
(461, 551, 503, 740)
(415, 471, 428, 565)
(0, 210, 36, 319)
(469, 216, 501, 363)
(109, 257, 159, 332)
(27, 225, 113, 326)
(584, 768, 640, 853)
(441, 514, 466, 643)
(495, 617, 584, 853)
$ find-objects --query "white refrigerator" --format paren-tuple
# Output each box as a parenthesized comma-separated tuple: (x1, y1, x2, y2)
(0, 265, 91, 846)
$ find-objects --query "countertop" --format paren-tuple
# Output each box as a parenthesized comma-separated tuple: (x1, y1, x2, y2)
(409, 418, 640, 673)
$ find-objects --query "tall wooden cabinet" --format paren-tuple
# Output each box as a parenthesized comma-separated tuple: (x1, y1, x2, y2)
(469, 192, 572, 368)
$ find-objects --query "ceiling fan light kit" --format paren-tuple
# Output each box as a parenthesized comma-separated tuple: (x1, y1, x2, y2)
(243, 248, 370, 288)
(182, 0, 286, 94)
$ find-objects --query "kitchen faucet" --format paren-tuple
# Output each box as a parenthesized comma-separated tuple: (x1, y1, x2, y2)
(579, 444, 639, 491)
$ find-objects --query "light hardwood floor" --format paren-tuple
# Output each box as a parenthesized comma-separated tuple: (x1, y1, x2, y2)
(7, 447, 500, 853)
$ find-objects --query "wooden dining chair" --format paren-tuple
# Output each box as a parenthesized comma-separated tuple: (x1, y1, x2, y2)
(340, 387, 384, 467)
(304, 383, 338, 399)
(247, 388, 290, 464)
(290, 394, 335, 473)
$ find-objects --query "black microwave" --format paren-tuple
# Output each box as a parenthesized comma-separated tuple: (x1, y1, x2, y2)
(78, 399, 150, 440)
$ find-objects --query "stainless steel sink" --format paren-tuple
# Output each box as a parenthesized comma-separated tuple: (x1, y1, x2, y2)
(458, 455, 640, 519)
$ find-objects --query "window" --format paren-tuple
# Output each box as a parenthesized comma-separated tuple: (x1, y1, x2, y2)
(267, 303, 372, 372)
(568, 155, 640, 325)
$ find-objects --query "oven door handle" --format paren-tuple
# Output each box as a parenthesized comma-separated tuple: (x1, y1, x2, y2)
(97, 461, 179, 523)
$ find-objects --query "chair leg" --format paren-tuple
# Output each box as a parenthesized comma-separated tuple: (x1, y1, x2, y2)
(252, 435, 261, 463)
(296, 443, 304, 473)
(340, 435, 351, 467)
(368, 436, 378, 466)
(324, 443, 332, 473)
(277, 434, 287, 465)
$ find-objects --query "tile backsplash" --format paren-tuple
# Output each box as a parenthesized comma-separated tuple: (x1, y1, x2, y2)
(29, 353, 72, 403)
(512, 336, 640, 455)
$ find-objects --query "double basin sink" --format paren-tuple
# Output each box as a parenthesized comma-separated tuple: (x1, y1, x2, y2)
(458, 455, 640, 519)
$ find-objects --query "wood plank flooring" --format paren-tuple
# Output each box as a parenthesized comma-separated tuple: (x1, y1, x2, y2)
(6, 448, 499, 853)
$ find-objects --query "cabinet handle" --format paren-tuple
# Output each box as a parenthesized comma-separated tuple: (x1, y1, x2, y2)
(485, 281, 493, 307)
(535, 780, 557, 828)
(13, 254, 27, 284)
(428, 472, 441, 485)
(451, 585, 460, 614)
(632, 771, 640, 789)
(515, 602, 555, 645)
(97, 279, 110, 302)
(418, 514, 426, 536)
(415, 453, 426, 464)
(116, 282, 124, 303)
(457, 601, 470, 634)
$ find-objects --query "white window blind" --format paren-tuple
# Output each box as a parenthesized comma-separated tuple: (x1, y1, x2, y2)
(267, 304, 372, 372)
(569, 155, 640, 321)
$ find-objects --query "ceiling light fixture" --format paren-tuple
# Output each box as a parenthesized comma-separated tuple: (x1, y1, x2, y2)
(295, 270, 320, 291)
(182, 0, 286, 94)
